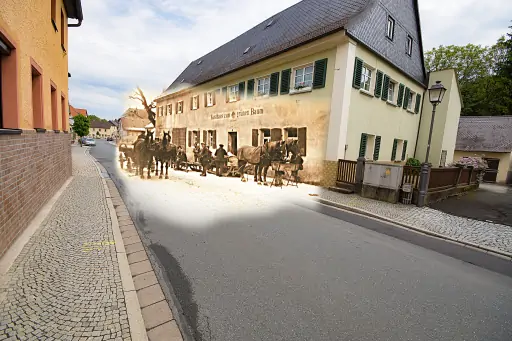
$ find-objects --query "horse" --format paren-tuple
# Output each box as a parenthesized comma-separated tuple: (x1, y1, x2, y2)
(284, 139, 301, 160)
(154, 131, 177, 179)
(237, 140, 286, 185)
(133, 132, 154, 179)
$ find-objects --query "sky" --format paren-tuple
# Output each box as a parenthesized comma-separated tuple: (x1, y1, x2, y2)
(67, 0, 511, 120)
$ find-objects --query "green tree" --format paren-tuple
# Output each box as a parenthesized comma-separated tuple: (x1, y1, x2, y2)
(425, 27, 512, 116)
(72, 114, 90, 138)
(88, 114, 108, 123)
(425, 44, 492, 87)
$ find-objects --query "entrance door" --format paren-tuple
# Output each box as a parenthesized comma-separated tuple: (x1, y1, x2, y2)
(483, 158, 500, 183)
(228, 131, 238, 155)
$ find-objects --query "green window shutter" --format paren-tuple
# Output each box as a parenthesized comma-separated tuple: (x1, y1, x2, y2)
(269, 72, 280, 96)
(359, 133, 368, 158)
(313, 58, 328, 89)
(397, 84, 405, 107)
(352, 57, 364, 89)
(238, 81, 246, 100)
(247, 79, 255, 98)
(280, 69, 291, 94)
(374, 70, 383, 98)
(403, 87, 410, 109)
(381, 75, 390, 101)
(414, 94, 421, 114)
(373, 136, 381, 161)
(401, 140, 408, 161)
(391, 139, 398, 161)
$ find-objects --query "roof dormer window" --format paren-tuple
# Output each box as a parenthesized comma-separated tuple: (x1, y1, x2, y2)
(386, 16, 395, 41)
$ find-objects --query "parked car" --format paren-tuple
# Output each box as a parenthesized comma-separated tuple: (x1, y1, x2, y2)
(107, 137, 113, 141)
(84, 138, 96, 146)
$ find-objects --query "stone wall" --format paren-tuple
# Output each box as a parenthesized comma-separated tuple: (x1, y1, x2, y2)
(0, 130, 72, 258)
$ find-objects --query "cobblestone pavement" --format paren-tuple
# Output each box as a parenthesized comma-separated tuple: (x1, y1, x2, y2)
(0, 147, 131, 341)
(318, 189, 512, 256)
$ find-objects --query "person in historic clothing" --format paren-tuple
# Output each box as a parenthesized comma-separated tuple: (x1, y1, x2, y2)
(291, 153, 304, 181)
(214, 144, 228, 177)
(193, 142, 200, 163)
(199, 143, 210, 177)
(176, 146, 186, 170)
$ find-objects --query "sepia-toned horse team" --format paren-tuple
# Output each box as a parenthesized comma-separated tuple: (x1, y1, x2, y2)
(118, 130, 304, 186)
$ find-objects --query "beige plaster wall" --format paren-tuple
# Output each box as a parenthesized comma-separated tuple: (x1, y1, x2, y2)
(345, 44, 425, 162)
(416, 69, 461, 166)
(0, 0, 69, 130)
(155, 34, 344, 184)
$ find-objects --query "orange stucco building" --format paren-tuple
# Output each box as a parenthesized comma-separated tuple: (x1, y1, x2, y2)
(0, 0, 83, 257)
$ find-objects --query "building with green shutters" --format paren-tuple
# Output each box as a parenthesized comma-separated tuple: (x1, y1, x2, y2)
(154, 0, 461, 186)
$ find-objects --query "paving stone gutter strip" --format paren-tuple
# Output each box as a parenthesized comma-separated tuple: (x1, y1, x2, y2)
(87, 149, 184, 341)
(313, 196, 512, 261)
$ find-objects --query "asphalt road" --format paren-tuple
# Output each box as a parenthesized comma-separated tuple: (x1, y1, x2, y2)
(90, 141, 512, 341)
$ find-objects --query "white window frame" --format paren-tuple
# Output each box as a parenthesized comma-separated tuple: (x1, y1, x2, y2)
(260, 129, 271, 145)
(256, 76, 271, 97)
(406, 35, 413, 56)
(395, 139, 405, 161)
(361, 65, 373, 92)
(292, 63, 314, 92)
(192, 95, 199, 110)
(206, 91, 214, 107)
(387, 16, 395, 40)
(228, 84, 239, 103)
(365, 134, 376, 160)
(177, 101, 183, 114)
(407, 90, 415, 111)
(388, 80, 396, 103)
(208, 130, 214, 147)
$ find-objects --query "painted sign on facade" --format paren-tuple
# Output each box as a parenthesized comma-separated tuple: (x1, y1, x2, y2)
(210, 108, 264, 120)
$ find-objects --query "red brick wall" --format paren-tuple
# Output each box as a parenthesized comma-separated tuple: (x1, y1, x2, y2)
(0, 130, 72, 258)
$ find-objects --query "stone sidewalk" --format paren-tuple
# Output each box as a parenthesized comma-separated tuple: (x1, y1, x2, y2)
(0, 148, 137, 340)
(317, 189, 512, 258)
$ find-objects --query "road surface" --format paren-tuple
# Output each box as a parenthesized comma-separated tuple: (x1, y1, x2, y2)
(90, 141, 512, 341)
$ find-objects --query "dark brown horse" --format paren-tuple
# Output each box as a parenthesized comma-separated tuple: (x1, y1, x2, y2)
(284, 139, 301, 160)
(237, 141, 286, 184)
(154, 131, 177, 179)
(133, 132, 154, 179)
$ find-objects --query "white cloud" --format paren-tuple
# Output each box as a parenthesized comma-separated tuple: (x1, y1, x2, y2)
(68, 0, 510, 119)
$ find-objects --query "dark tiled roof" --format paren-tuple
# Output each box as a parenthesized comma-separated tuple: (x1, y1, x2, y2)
(162, 0, 427, 95)
(455, 116, 512, 153)
(345, 0, 427, 86)
(163, 0, 371, 94)
(90, 120, 114, 129)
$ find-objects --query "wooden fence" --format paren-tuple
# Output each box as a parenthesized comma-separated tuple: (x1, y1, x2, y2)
(337, 159, 357, 184)
(401, 166, 421, 189)
(428, 167, 479, 192)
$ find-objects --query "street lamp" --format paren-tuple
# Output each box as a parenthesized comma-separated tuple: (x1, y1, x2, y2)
(417, 80, 447, 207)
